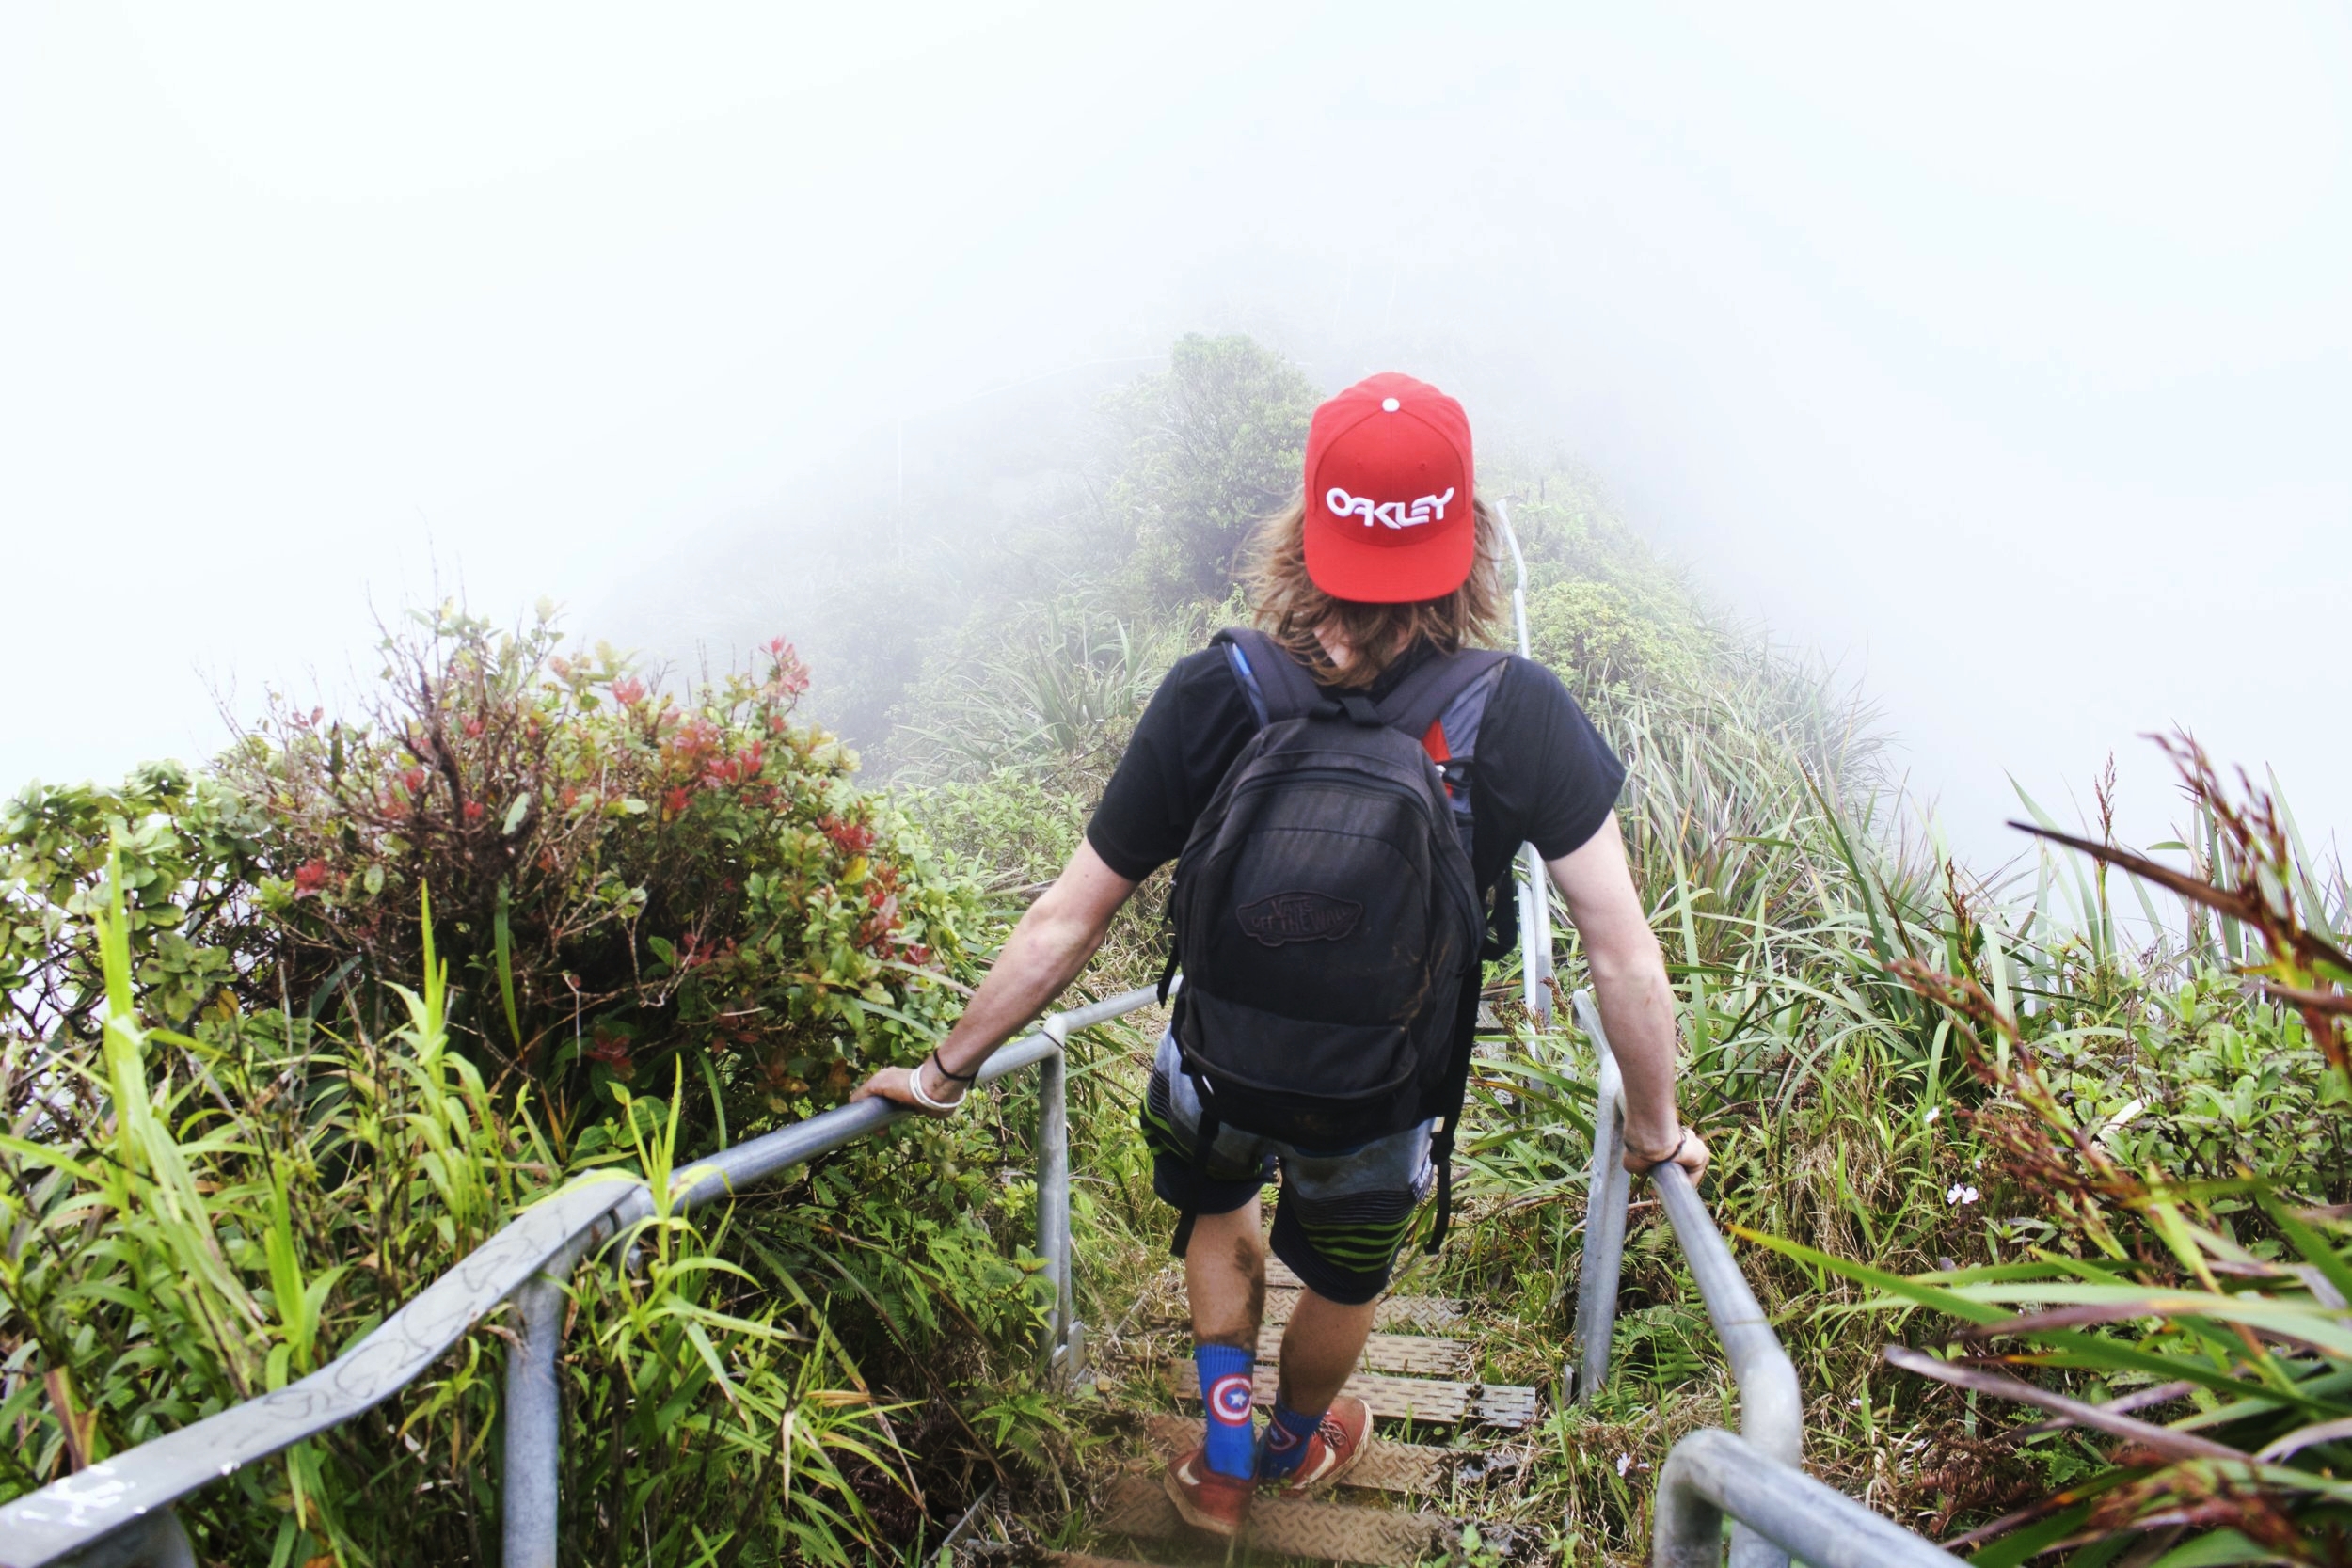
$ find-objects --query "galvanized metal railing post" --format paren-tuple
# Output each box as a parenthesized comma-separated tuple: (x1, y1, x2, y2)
(1035, 1015, 1075, 1382)
(1518, 843, 1555, 1025)
(51, 1507, 198, 1568)
(143, 1513, 196, 1568)
(499, 1190, 648, 1568)
(1652, 1432, 1730, 1568)
(502, 1272, 566, 1568)
(1497, 497, 1534, 664)
(1656, 1429, 1964, 1568)
(1569, 992, 1629, 1403)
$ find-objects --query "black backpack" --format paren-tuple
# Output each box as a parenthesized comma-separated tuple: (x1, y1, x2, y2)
(1161, 628, 1509, 1253)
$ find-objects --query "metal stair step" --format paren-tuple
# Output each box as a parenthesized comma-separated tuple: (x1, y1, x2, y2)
(1263, 1286, 1463, 1335)
(1166, 1362, 1538, 1430)
(1099, 1475, 1451, 1566)
(1253, 1323, 1475, 1377)
(1136, 1414, 1448, 1496)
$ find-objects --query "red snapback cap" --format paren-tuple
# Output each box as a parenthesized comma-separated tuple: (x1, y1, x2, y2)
(1301, 371, 1475, 603)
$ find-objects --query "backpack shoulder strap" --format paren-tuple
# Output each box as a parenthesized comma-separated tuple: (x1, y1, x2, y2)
(1211, 627, 1323, 726)
(1375, 647, 1509, 747)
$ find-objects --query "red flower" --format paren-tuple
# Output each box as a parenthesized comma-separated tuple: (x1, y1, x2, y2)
(293, 860, 332, 898)
(663, 786, 692, 816)
(818, 815, 875, 857)
(402, 768, 428, 797)
(463, 800, 485, 823)
(463, 717, 485, 739)
(765, 638, 811, 699)
(584, 1026, 633, 1080)
(611, 676, 646, 706)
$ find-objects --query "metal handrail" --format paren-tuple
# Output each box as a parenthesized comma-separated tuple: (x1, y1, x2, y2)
(0, 984, 1168, 1568)
(1565, 989, 1967, 1567)
(1567, 989, 1800, 1568)
(1655, 1429, 1963, 1567)
(1494, 498, 1556, 1027)
(1569, 992, 1635, 1402)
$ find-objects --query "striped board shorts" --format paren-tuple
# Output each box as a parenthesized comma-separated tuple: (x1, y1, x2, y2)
(1140, 1031, 1437, 1306)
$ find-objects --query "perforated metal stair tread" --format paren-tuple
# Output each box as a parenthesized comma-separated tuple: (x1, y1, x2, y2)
(1166, 1361, 1539, 1430)
(1137, 1414, 1448, 1495)
(1098, 1475, 1451, 1565)
(1263, 1286, 1462, 1335)
(1253, 1323, 1474, 1377)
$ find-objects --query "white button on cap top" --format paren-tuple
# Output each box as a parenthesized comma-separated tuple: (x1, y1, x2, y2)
(1381, 397, 1401, 411)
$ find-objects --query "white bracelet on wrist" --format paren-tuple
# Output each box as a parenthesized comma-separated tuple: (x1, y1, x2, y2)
(906, 1061, 965, 1115)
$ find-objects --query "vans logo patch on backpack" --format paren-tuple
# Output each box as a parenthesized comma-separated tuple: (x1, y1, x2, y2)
(1235, 891, 1364, 947)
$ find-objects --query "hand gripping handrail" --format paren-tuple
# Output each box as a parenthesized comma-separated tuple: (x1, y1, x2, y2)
(0, 983, 1168, 1568)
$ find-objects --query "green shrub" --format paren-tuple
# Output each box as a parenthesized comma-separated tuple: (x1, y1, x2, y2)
(1520, 577, 1715, 699)
(1, 873, 904, 1565)
(1, 610, 1090, 1564)
(1, 761, 267, 1048)
(90, 604, 986, 1136)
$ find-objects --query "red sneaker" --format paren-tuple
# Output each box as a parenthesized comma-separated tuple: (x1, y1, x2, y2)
(1163, 1444, 1253, 1538)
(1266, 1394, 1373, 1496)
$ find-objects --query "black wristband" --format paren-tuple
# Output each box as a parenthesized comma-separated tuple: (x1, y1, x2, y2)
(926, 1051, 979, 1085)
(1629, 1127, 1690, 1165)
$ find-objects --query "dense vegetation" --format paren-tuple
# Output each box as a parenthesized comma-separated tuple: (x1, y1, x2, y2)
(1, 614, 1052, 1563)
(6, 334, 2348, 1566)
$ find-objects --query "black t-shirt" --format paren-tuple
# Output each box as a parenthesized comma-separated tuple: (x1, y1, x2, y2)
(1086, 640, 1626, 897)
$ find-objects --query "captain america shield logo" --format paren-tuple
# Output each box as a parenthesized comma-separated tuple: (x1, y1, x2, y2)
(1207, 1373, 1255, 1423)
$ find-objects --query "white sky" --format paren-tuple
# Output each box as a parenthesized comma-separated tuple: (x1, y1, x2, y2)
(4, 3, 2347, 873)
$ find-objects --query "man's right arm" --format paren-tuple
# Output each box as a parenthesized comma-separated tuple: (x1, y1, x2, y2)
(1546, 812, 1709, 1179)
(850, 841, 1138, 1114)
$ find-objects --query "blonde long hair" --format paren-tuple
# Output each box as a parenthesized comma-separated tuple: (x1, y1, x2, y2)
(1244, 492, 1503, 689)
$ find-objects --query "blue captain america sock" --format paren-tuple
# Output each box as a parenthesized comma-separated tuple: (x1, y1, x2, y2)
(1256, 1397, 1325, 1480)
(1195, 1343, 1257, 1478)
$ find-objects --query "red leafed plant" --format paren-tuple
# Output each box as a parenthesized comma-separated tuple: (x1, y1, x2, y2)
(215, 603, 981, 1140)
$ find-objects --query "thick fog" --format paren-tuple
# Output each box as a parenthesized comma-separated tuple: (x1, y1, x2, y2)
(5, 4, 2347, 873)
